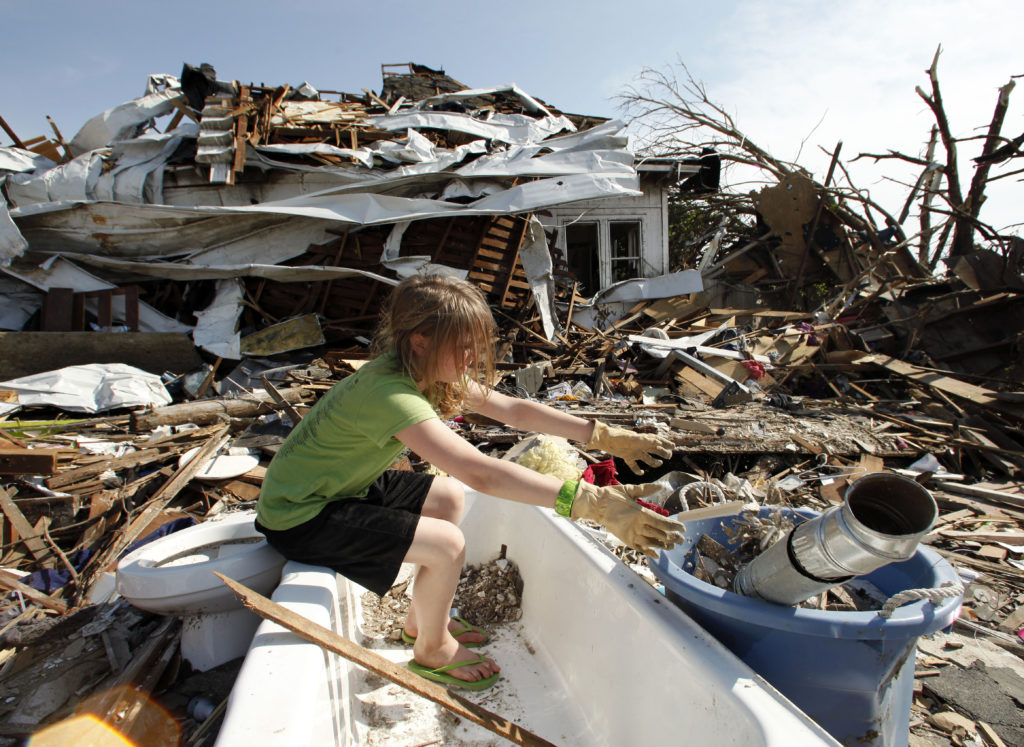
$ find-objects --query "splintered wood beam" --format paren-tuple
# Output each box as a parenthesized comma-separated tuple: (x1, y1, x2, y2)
(45, 116, 73, 161)
(0, 115, 25, 148)
(0, 486, 50, 562)
(130, 388, 307, 430)
(216, 573, 557, 747)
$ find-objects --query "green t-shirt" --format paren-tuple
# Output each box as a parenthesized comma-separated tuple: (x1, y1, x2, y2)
(256, 352, 438, 530)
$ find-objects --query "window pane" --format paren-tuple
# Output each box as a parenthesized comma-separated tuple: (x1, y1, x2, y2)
(611, 258, 640, 282)
(609, 221, 641, 281)
(565, 222, 600, 295)
(610, 221, 640, 259)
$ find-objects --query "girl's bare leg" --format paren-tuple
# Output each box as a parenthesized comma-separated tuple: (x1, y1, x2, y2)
(403, 477, 486, 645)
(402, 478, 496, 681)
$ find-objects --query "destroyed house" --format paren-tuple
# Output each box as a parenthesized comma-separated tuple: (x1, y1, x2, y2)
(0, 62, 718, 368)
(542, 155, 718, 297)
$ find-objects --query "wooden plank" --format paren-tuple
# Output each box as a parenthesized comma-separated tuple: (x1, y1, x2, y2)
(40, 288, 73, 331)
(262, 376, 303, 424)
(0, 332, 202, 380)
(46, 447, 166, 489)
(216, 574, 556, 747)
(998, 605, 1024, 633)
(675, 366, 725, 397)
(866, 355, 1024, 420)
(0, 447, 58, 475)
(0, 115, 26, 148)
(939, 482, 1024, 510)
(977, 721, 1008, 747)
(122, 286, 139, 331)
(97, 290, 112, 328)
(0, 569, 67, 613)
(236, 464, 267, 486)
(0, 486, 49, 561)
(472, 260, 507, 274)
(939, 530, 1024, 546)
(976, 545, 1008, 561)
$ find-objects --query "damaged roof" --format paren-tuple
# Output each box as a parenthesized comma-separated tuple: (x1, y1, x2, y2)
(0, 61, 712, 356)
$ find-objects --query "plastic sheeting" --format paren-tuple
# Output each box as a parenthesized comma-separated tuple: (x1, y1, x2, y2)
(4, 67, 640, 264)
(6, 123, 198, 207)
(1, 72, 650, 347)
(0, 363, 172, 415)
(60, 254, 402, 285)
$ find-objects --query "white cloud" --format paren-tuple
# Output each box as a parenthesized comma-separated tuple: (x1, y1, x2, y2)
(679, 0, 1023, 234)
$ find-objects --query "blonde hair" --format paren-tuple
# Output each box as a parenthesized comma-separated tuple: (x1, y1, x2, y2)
(373, 273, 496, 416)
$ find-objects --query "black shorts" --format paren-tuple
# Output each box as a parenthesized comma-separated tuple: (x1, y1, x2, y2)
(255, 470, 434, 596)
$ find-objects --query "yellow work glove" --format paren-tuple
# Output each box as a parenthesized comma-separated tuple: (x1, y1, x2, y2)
(562, 480, 685, 559)
(586, 420, 675, 475)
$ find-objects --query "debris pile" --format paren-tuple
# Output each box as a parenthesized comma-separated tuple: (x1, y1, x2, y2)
(0, 55, 1021, 746)
(452, 557, 524, 626)
(360, 578, 412, 641)
(359, 557, 523, 645)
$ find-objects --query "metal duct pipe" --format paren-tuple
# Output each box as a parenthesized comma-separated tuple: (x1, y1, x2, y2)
(734, 473, 938, 606)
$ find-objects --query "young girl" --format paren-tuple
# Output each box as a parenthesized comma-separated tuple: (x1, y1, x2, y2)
(256, 273, 684, 690)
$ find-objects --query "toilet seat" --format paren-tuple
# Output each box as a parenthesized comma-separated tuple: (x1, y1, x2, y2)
(116, 511, 285, 615)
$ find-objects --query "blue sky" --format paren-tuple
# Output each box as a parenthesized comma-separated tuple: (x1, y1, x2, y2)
(2, 0, 1021, 234)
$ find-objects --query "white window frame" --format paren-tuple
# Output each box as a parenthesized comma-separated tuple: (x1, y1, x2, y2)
(558, 216, 646, 290)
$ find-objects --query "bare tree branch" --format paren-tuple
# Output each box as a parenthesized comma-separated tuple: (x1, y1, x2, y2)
(853, 150, 930, 167)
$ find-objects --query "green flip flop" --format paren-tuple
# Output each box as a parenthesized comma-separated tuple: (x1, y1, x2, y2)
(407, 655, 500, 690)
(401, 615, 489, 647)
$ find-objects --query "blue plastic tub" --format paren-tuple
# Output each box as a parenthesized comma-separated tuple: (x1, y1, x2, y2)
(651, 507, 962, 747)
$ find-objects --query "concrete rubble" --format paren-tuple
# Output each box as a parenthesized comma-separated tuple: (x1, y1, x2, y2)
(0, 60, 1022, 746)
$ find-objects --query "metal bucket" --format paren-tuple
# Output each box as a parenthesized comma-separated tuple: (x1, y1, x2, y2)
(734, 473, 938, 605)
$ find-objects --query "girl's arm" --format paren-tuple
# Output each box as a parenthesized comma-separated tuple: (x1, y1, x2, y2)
(396, 417, 563, 507)
(464, 384, 595, 444)
(395, 416, 686, 557)
(464, 382, 674, 476)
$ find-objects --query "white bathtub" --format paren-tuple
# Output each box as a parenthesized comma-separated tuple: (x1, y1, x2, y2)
(216, 487, 838, 746)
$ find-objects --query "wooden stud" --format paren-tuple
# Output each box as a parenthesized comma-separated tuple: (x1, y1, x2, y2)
(0, 486, 50, 562)
(0, 115, 26, 148)
(0, 448, 58, 475)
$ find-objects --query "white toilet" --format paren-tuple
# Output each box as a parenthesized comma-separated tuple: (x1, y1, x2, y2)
(116, 511, 286, 671)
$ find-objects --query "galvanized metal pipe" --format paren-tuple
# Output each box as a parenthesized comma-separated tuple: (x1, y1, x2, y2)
(734, 473, 938, 606)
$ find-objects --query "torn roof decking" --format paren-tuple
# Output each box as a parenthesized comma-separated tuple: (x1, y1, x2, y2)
(3, 94, 642, 264)
(246, 214, 536, 341)
(0, 61, 713, 293)
(0, 62, 716, 358)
